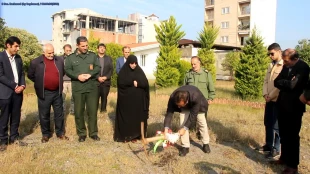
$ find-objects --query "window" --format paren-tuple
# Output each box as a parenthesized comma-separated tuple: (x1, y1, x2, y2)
(221, 36, 229, 43)
(140, 55, 146, 66)
(221, 22, 229, 29)
(222, 7, 230, 14)
(240, 36, 249, 46)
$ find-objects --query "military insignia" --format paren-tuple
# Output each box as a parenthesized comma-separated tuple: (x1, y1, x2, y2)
(89, 64, 93, 70)
(204, 70, 209, 73)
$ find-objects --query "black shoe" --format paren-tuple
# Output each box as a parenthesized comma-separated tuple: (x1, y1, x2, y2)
(179, 147, 189, 157)
(255, 145, 271, 153)
(203, 144, 211, 153)
(78, 136, 86, 142)
(90, 135, 100, 141)
(265, 148, 280, 159)
(0, 144, 7, 151)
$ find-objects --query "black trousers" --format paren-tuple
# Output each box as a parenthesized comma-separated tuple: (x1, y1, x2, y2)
(0, 93, 23, 145)
(38, 90, 64, 137)
(278, 109, 303, 169)
(98, 85, 110, 112)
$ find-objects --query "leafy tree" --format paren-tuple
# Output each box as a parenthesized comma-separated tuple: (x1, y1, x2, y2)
(197, 22, 219, 83)
(6, 28, 42, 71)
(178, 60, 192, 85)
(105, 43, 123, 87)
(221, 51, 241, 79)
(0, 18, 9, 50)
(295, 39, 310, 65)
(154, 16, 185, 87)
(88, 30, 100, 53)
(234, 28, 269, 99)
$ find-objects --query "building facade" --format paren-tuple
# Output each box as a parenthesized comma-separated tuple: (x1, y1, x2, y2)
(128, 13, 161, 43)
(51, 8, 138, 54)
(204, 0, 277, 47)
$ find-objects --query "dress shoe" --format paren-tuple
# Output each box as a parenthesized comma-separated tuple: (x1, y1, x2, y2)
(282, 167, 298, 174)
(41, 136, 50, 143)
(265, 148, 280, 159)
(78, 136, 86, 142)
(90, 135, 100, 141)
(0, 144, 7, 151)
(9, 138, 28, 146)
(57, 135, 69, 140)
(203, 144, 211, 153)
(179, 147, 189, 157)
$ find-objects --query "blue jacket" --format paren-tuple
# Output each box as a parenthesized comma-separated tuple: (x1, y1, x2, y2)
(116, 57, 125, 74)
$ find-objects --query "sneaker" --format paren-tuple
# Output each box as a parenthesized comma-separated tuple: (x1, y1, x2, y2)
(255, 145, 271, 153)
(265, 148, 280, 159)
(179, 147, 189, 157)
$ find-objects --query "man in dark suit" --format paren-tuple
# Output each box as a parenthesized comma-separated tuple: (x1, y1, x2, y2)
(116, 46, 130, 74)
(0, 36, 27, 151)
(97, 43, 113, 113)
(274, 48, 309, 174)
(28, 43, 69, 143)
(164, 85, 210, 157)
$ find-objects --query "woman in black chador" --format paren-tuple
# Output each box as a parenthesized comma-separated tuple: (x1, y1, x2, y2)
(114, 55, 150, 142)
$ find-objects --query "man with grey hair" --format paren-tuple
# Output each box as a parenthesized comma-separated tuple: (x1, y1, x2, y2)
(28, 43, 69, 143)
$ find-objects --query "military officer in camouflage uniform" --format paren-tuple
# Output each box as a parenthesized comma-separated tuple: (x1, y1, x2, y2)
(183, 56, 215, 152)
(64, 36, 101, 142)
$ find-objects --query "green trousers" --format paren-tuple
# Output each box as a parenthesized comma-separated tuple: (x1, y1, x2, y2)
(73, 88, 99, 137)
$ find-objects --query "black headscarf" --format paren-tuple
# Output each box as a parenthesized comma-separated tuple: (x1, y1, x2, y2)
(117, 55, 150, 117)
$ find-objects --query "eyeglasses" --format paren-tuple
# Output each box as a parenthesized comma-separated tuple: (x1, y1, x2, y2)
(267, 53, 275, 56)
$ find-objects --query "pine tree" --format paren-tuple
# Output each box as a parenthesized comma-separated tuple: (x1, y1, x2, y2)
(234, 28, 269, 99)
(154, 16, 185, 87)
(197, 22, 219, 83)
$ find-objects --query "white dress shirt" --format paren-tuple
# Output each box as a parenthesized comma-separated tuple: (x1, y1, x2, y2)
(6, 51, 19, 84)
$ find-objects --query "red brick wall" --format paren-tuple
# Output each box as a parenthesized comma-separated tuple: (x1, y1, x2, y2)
(80, 29, 137, 45)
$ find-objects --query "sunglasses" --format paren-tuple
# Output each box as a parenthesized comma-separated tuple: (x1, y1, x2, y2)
(267, 53, 275, 56)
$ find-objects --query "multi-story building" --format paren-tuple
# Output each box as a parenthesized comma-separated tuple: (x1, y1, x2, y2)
(204, 0, 277, 47)
(51, 8, 138, 54)
(128, 13, 161, 43)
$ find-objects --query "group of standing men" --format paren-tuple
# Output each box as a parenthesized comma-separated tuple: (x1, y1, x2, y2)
(0, 35, 130, 150)
(260, 43, 310, 174)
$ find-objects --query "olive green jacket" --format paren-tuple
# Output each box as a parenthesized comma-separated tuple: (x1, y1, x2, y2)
(64, 50, 101, 93)
(183, 68, 215, 100)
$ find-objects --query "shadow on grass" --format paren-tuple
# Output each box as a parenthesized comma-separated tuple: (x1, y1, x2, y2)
(208, 119, 281, 173)
(194, 161, 241, 174)
(19, 112, 39, 139)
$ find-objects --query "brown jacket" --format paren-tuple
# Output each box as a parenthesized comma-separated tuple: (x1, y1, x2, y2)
(263, 59, 283, 102)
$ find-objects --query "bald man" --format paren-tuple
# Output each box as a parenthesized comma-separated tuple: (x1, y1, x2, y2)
(273, 49, 309, 173)
(28, 43, 69, 143)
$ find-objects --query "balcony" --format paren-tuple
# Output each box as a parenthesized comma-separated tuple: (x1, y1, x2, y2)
(62, 29, 70, 35)
(238, 5, 251, 18)
(205, 0, 214, 9)
(238, 23, 250, 34)
(238, 0, 251, 4)
(205, 10, 214, 21)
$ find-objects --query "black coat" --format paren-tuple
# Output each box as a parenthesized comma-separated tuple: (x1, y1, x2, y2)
(164, 85, 208, 128)
(0, 51, 25, 99)
(274, 59, 310, 113)
(27, 55, 64, 99)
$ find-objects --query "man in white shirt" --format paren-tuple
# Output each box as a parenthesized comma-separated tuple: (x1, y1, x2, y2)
(0, 36, 27, 151)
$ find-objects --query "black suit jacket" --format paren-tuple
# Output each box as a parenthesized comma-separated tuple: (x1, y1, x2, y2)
(98, 55, 113, 86)
(27, 55, 64, 99)
(164, 85, 208, 128)
(0, 51, 25, 99)
(274, 59, 310, 113)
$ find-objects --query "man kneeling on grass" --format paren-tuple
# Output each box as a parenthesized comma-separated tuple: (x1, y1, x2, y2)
(164, 85, 211, 157)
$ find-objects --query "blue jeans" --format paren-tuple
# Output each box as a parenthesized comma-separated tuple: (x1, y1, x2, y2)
(264, 101, 280, 152)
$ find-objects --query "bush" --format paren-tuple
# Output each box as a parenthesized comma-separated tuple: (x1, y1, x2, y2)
(178, 60, 192, 85)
